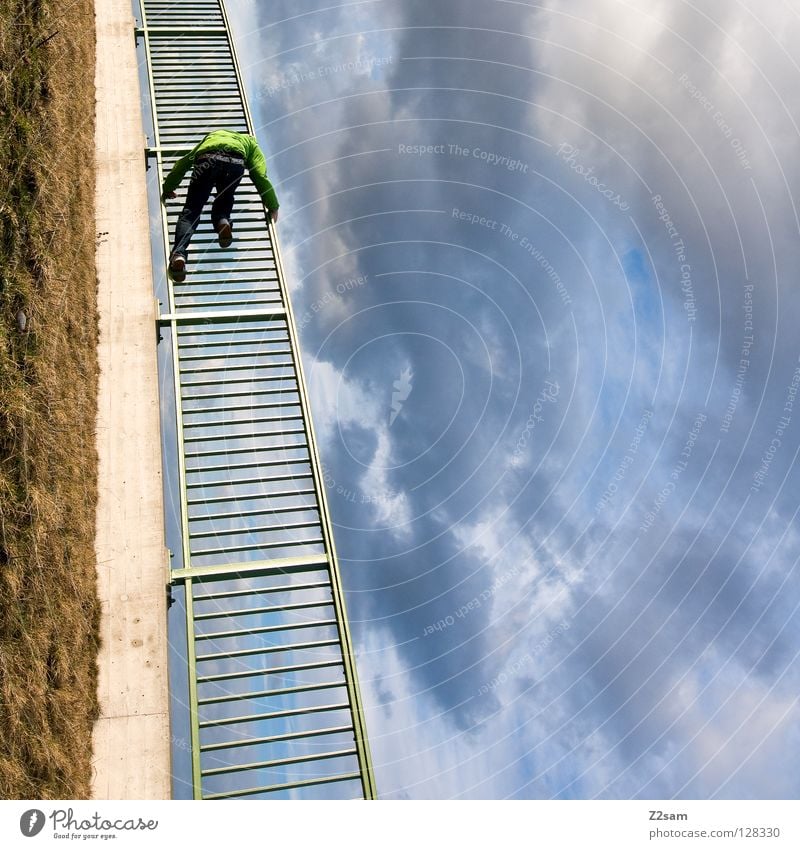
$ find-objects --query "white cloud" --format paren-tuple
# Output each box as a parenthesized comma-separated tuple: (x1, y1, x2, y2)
(306, 357, 413, 534)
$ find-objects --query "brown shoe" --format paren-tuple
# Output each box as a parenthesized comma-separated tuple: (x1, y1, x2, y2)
(169, 253, 186, 282)
(215, 218, 233, 248)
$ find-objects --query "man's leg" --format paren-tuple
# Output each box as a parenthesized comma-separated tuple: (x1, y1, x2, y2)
(210, 162, 244, 247)
(171, 158, 216, 260)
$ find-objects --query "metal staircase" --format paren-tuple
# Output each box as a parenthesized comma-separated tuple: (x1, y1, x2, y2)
(135, 0, 376, 800)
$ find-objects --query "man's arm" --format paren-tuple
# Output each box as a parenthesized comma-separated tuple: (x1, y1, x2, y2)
(161, 147, 198, 202)
(246, 143, 280, 216)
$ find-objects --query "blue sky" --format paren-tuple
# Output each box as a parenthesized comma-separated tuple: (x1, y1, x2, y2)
(222, 0, 800, 798)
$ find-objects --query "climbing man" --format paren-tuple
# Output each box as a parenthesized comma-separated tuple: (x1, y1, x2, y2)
(161, 129, 279, 282)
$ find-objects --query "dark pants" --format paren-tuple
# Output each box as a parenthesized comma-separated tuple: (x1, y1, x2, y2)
(171, 153, 245, 258)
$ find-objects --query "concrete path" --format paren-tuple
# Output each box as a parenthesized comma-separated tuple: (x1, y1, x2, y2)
(92, 0, 171, 799)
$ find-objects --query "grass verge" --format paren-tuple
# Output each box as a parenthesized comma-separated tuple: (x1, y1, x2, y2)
(0, 0, 100, 798)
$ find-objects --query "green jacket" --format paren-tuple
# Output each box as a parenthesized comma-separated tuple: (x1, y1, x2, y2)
(161, 129, 279, 210)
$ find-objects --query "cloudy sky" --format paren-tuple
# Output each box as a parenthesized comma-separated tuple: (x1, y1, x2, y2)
(222, 0, 800, 799)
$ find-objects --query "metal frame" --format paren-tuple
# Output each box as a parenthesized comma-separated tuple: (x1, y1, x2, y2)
(137, 0, 375, 800)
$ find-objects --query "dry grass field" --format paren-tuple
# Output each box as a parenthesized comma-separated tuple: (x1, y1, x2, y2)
(0, 0, 100, 798)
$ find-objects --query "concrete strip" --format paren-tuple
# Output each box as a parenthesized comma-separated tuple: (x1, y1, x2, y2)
(92, 0, 171, 799)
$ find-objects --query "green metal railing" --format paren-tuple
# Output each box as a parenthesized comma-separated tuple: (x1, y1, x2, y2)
(136, 0, 375, 800)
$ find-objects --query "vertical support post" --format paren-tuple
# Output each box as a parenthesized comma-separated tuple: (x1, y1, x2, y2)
(185, 577, 203, 798)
